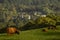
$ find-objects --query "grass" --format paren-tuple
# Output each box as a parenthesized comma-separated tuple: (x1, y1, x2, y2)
(0, 26, 60, 40)
(20, 29, 60, 40)
(0, 34, 20, 40)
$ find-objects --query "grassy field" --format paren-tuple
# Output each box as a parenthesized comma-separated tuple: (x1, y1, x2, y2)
(0, 26, 60, 40)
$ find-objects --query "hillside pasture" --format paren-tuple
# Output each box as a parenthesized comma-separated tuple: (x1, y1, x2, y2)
(0, 26, 60, 40)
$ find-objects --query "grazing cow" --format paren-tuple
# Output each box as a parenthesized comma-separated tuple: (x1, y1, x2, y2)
(6, 27, 19, 35)
(42, 29, 48, 32)
(48, 25, 56, 30)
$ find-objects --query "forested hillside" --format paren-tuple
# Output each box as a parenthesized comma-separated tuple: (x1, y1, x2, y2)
(0, 0, 60, 12)
(0, 0, 60, 29)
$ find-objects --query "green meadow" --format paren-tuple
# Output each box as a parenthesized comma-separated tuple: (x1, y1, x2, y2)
(0, 26, 60, 40)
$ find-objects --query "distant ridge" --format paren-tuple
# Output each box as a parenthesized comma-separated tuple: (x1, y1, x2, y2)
(0, 0, 60, 15)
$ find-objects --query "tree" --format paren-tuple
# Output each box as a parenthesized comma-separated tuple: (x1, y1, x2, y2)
(36, 17, 56, 27)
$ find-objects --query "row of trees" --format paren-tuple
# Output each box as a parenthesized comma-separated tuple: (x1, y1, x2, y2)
(20, 14, 60, 30)
(0, 13, 59, 28)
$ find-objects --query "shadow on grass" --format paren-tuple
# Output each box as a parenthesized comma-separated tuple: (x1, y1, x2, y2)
(46, 38, 60, 40)
(0, 34, 7, 37)
(34, 31, 60, 37)
(42, 32, 60, 36)
(0, 32, 20, 36)
(0, 39, 20, 40)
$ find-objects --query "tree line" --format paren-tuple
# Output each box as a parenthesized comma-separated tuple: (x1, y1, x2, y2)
(0, 0, 60, 30)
